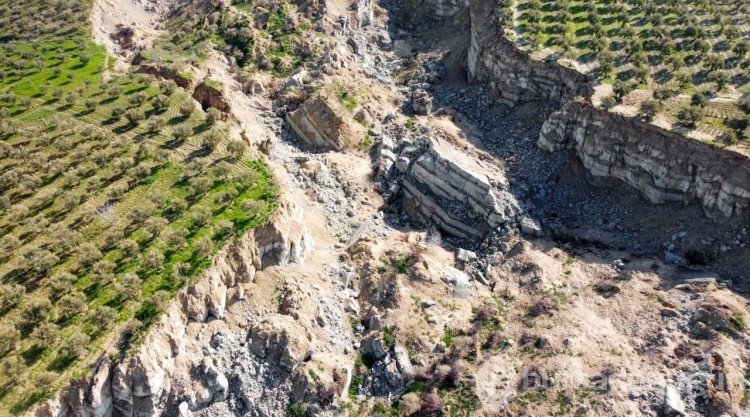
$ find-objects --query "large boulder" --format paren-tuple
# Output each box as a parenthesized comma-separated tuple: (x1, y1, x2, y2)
(286, 85, 363, 151)
(248, 315, 314, 373)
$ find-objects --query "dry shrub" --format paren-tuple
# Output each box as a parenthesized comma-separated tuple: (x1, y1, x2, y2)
(409, 244, 424, 266)
(594, 281, 620, 298)
(483, 331, 504, 350)
(317, 383, 337, 406)
(420, 392, 442, 415)
(519, 331, 535, 348)
(529, 299, 552, 317)
(473, 305, 497, 323)
(447, 363, 465, 388)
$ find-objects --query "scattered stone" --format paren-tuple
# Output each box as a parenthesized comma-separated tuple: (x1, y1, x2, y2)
(664, 251, 688, 267)
(664, 385, 686, 416)
(455, 248, 477, 265)
(519, 217, 543, 237)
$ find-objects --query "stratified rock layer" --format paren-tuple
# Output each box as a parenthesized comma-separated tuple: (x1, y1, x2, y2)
(286, 87, 359, 151)
(467, 0, 593, 108)
(539, 100, 750, 220)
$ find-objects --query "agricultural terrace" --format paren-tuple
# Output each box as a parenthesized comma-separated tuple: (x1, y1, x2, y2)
(0, 0, 277, 413)
(502, 0, 750, 145)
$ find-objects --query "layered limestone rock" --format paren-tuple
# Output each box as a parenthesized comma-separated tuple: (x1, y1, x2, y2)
(38, 203, 313, 417)
(467, 0, 593, 108)
(286, 87, 362, 151)
(539, 100, 750, 220)
(378, 136, 525, 240)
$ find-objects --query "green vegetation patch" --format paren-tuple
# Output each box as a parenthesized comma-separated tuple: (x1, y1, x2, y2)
(501, 0, 750, 142)
(0, 2, 278, 414)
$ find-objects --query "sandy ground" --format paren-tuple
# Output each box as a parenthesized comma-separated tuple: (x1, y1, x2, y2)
(91, 0, 168, 71)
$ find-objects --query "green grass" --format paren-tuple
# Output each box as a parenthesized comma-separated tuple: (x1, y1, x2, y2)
(334, 82, 358, 112)
(0, 41, 106, 98)
(442, 327, 455, 347)
(0, 21, 277, 417)
(730, 314, 746, 331)
(0, 70, 277, 412)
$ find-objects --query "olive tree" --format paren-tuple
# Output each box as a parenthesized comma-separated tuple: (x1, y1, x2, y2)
(117, 273, 142, 301)
(171, 125, 192, 142)
(179, 99, 196, 118)
(60, 332, 90, 358)
(227, 140, 246, 160)
(21, 297, 53, 325)
(0, 284, 23, 311)
(46, 271, 76, 299)
(639, 99, 661, 121)
(0, 324, 20, 355)
(144, 249, 165, 271)
(90, 305, 118, 328)
(56, 290, 87, 321)
(30, 322, 59, 346)
(152, 94, 170, 113)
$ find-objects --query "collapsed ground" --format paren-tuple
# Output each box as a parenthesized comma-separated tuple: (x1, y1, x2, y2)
(2, 0, 749, 416)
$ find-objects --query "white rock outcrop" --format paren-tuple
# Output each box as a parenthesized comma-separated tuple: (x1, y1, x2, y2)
(539, 100, 750, 220)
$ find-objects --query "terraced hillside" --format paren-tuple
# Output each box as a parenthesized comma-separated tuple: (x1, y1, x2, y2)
(502, 0, 750, 143)
(0, 0, 277, 413)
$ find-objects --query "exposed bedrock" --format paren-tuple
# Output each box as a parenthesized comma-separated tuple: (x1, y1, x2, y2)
(134, 64, 193, 89)
(400, 0, 470, 28)
(286, 87, 363, 151)
(192, 80, 231, 113)
(467, 0, 593, 108)
(539, 101, 750, 221)
(376, 136, 536, 241)
(38, 202, 313, 417)
(408, 0, 750, 224)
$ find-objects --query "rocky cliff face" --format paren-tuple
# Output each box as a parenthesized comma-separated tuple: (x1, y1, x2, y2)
(38, 202, 313, 417)
(460, 0, 750, 222)
(400, 0, 470, 28)
(539, 101, 750, 220)
(467, 0, 593, 108)
(375, 136, 540, 241)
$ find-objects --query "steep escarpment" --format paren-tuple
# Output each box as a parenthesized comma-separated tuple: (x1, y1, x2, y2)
(467, 0, 593, 108)
(39, 203, 313, 417)
(400, 0, 470, 27)
(539, 100, 750, 220)
(458, 0, 750, 224)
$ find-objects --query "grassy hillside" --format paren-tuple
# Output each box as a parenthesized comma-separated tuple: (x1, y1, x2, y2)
(0, 0, 277, 413)
(502, 0, 750, 142)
